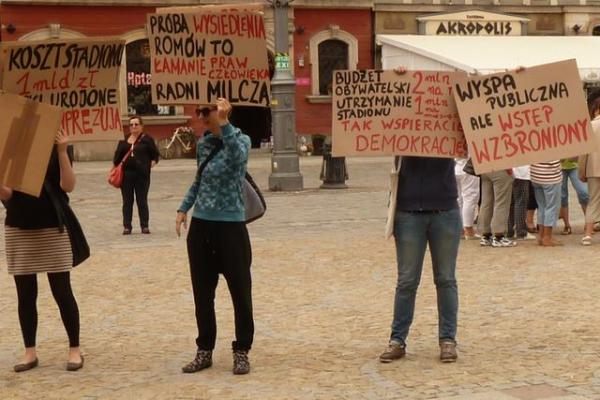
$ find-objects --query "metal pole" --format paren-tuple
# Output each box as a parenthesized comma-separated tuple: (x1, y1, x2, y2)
(267, 0, 303, 191)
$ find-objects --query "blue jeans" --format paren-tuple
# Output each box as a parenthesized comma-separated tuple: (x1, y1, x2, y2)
(533, 183, 561, 227)
(561, 168, 589, 207)
(390, 209, 461, 344)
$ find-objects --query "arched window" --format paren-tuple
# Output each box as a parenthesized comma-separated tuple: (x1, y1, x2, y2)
(126, 39, 174, 116)
(308, 26, 358, 99)
(318, 40, 349, 95)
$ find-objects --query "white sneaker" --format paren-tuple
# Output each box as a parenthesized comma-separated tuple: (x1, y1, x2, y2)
(517, 233, 537, 241)
(491, 236, 517, 247)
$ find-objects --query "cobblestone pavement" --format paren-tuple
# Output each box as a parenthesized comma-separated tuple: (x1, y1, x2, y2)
(0, 153, 599, 400)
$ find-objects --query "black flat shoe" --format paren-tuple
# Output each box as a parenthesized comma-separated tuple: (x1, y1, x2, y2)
(141, 228, 151, 234)
(66, 355, 84, 372)
(122, 228, 132, 235)
(14, 358, 38, 373)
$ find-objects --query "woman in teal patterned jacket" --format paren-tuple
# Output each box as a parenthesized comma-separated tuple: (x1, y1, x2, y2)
(176, 98, 254, 375)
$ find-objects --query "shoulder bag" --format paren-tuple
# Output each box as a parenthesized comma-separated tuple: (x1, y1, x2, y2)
(196, 140, 266, 223)
(108, 135, 143, 188)
(43, 182, 90, 267)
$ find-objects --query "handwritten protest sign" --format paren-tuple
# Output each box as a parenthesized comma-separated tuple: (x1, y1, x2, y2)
(332, 69, 467, 157)
(147, 6, 271, 107)
(0, 92, 62, 197)
(453, 59, 595, 174)
(0, 37, 125, 141)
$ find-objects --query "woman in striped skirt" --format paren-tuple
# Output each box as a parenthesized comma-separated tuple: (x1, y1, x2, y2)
(530, 160, 563, 246)
(0, 130, 84, 372)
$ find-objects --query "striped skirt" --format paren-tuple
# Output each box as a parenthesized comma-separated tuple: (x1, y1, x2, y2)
(5, 226, 73, 275)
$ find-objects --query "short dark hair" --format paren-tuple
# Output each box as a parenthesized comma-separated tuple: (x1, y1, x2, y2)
(129, 116, 144, 126)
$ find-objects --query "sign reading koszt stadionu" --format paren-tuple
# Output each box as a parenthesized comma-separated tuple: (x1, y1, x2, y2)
(453, 59, 595, 174)
(332, 69, 467, 158)
(147, 5, 271, 107)
(0, 37, 125, 141)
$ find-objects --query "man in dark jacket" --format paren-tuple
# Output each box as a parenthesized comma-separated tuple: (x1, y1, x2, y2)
(380, 156, 461, 363)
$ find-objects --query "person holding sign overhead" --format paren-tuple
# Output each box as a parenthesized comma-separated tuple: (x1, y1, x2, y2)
(380, 67, 461, 364)
(176, 98, 254, 375)
(112, 117, 160, 235)
(0, 131, 84, 372)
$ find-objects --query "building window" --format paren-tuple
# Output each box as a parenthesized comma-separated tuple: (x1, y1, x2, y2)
(126, 39, 174, 116)
(593, 25, 600, 36)
(308, 26, 358, 99)
(318, 40, 349, 95)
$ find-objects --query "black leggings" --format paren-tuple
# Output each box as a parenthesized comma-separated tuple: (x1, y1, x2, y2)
(187, 218, 253, 351)
(14, 272, 80, 348)
(121, 171, 151, 229)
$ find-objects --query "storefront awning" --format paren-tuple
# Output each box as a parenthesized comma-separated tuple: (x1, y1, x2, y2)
(377, 35, 600, 83)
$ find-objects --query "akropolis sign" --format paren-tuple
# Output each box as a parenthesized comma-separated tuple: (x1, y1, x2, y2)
(417, 10, 529, 36)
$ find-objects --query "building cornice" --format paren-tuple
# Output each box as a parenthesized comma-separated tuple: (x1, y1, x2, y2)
(374, 4, 567, 14)
(292, 0, 372, 8)
(1, 0, 374, 6)
(0, 0, 269, 6)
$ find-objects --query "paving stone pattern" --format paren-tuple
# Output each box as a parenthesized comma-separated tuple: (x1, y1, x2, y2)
(0, 154, 598, 399)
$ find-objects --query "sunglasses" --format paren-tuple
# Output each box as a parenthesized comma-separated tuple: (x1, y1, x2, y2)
(195, 106, 217, 117)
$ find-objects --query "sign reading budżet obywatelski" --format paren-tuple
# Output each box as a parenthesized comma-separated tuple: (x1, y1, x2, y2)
(147, 7, 270, 107)
(0, 37, 125, 141)
(453, 59, 595, 174)
(332, 69, 467, 158)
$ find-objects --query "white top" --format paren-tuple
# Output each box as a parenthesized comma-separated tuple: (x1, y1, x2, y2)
(455, 158, 467, 176)
(512, 165, 530, 180)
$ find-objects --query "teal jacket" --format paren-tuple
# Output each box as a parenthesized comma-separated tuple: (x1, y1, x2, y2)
(178, 124, 251, 222)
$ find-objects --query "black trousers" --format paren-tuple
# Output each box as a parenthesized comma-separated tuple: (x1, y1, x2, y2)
(527, 180, 538, 211)
(14, 272, 80, 348)
(508, 179, 530, 238)
(187, 218, 253, 351)
(121, 171, 151, 229)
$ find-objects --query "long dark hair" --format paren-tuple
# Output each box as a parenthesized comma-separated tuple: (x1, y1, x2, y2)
(587, 89, 600, 119)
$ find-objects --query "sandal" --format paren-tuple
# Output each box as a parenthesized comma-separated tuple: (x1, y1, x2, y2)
(582, 235, 592, 246)
(561, 226, 572, 235)
(527, 225, 538, 233)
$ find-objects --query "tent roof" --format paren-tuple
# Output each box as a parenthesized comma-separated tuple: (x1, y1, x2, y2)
(377, 35, 600, 81)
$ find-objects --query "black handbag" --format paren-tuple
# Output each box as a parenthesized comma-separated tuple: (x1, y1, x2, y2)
(196, 139, 266, 224)
(43, 182, 90, 267)
(462, 158, 479, 176)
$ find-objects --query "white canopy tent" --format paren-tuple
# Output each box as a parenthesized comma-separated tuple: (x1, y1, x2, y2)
(378, 35, 600, 83)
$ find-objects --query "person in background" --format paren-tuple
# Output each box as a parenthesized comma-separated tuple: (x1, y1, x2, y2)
(508, 165, 536, 240)
(455, 157, 480, 239)
(579, 90, 600, 246)
(176, 98, 254, 375)
(531, 160, 563, 246)
(526, 182, 538, 234)
(112, 116, 159, 235)
(0, 131, 84, 372)
(478, 168, 515, 247)
(380, 67, 460, 364)
(559, 158, 588, 235)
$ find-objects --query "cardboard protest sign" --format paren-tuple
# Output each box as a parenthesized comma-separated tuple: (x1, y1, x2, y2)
(147, 6, 271, 107)
(0, 37, 125, 141)
(453, 59, 595, 174)
(0, 92, 62, 197)
(332, 69, 467, 158)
